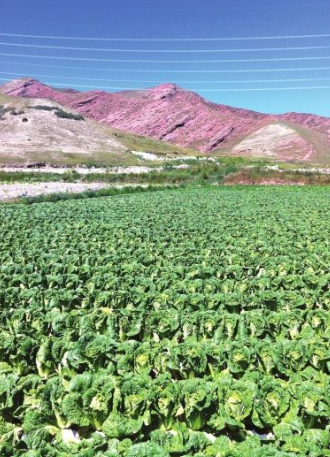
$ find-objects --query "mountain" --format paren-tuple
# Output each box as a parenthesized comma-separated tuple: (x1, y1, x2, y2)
(0, 91, 191, 166)
(1, 78, 330, 163)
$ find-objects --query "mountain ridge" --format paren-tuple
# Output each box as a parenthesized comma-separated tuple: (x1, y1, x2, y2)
(1, 78, 330, 163)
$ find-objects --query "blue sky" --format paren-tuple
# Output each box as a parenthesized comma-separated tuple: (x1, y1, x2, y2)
(1, 0, 330, 116)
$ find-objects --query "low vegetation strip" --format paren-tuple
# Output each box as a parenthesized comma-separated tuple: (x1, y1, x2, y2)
(15, 184, 181, 204)
(1, 187, 330, 456)
(0, 182, 116, 201)
(224, 167, 330, 186)
(1, 160, 330, 204)
(0, 162, 236, 191)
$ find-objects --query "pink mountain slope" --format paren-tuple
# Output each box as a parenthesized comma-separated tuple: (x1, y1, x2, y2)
(1, 78, 330, 162)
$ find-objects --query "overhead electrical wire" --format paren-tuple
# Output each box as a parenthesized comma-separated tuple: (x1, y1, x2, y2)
(2, 31, 330, 93)
(1, 31, 330, 42)
(1, 71, 330, 84)
(2, 60, 330, 74)
(1, 77, 330, 92)
(1, 41, 330, 53)
(1, 52, 330, 63)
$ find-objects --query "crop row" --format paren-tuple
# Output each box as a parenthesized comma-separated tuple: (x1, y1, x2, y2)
(1, 188, 330, 456)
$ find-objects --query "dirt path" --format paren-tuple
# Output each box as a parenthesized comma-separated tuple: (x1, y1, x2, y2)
(0, 182, 137, 201)
(0, 164, 189, 175)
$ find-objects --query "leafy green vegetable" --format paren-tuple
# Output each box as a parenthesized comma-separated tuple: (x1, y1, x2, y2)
(1, 187, 330, 456)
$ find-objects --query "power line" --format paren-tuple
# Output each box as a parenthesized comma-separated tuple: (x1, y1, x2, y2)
(1, 52, 330, 63)
(1, 71, 330, 85)
(1, 32, 330, 42)
(1, 77, 330, 92)
(1, 41, 330, 53)
(2, 60, 330, 74)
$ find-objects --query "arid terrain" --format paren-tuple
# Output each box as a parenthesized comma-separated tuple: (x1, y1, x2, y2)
(1, 78, 330, 164)
(0, 78, 330, 201)
(0, 90, 193, 167)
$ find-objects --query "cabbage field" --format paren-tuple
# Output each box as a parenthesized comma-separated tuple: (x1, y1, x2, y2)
(1, 187, 330, 457)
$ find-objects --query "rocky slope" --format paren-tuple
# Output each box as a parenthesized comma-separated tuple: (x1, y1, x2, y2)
(231, 123, 315, 161)
(0, 92, 190, 166)
(1, 78, 330, 163)
(0, 79, 269, 153)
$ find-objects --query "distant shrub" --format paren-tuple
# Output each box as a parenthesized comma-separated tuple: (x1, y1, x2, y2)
(0, 104, 12, 120)
(22, 118, 29, 123)
(10, 110, 25, 116)
(54, 109, 84, 121)
(0, 105, 11, 113)
(32, 105, 84, 120)
(33, 105, 58, 111)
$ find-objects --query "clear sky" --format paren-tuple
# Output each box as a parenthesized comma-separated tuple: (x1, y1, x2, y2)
(1, 0, 330, 116)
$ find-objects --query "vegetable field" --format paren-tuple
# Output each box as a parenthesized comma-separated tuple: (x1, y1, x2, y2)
(1, 187, 330, 457)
